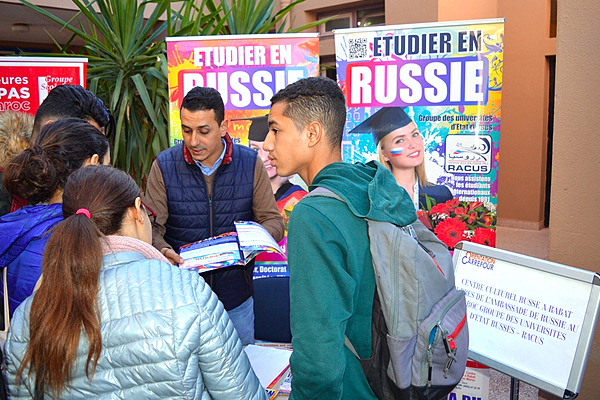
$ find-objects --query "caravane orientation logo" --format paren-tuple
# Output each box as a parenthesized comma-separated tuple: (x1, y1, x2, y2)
(462, 251, 495, 271)
(445, 134, 492, 174)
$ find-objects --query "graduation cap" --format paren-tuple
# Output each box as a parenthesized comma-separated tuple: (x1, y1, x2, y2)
(349, 107, 412, 145)
(231, 115, 269, 141)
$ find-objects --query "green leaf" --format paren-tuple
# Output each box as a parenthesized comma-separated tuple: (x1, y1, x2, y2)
(19, 0, 104, 50)
(89, 76, 99, 94)
(112, 88, 130, 165)
(131, 74, 164, 133)
(111, 70, 124, 110)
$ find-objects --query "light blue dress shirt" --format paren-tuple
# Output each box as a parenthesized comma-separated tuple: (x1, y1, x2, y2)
(195, 138, 227, 176)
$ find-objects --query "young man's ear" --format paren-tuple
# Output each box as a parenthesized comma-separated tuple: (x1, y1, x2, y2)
(306, 121, 324, 148)
(84, 154, 100, 166)
(220, 118, 229, 137)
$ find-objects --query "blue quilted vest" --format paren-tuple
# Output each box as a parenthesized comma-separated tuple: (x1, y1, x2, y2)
(156, 140, 256, 310)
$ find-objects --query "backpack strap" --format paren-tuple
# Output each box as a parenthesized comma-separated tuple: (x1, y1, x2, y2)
(305, 187, 368, 361)
(303, 186, 344, 202)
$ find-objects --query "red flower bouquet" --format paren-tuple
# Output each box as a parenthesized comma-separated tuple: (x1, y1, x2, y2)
(471, 227, 496, 247)
(434, 218, 467, 249)
(423, 196, 497, 249)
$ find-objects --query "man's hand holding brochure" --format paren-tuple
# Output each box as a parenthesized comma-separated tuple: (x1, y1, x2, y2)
(179, 221, 285, 272)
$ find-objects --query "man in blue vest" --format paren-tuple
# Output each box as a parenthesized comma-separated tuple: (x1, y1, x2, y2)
(144, 86, 284, 345)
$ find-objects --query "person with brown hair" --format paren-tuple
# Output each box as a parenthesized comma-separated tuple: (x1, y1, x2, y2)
(0, 118, 109, 320)
(3, 165, 268, 400)
(1, 85, 114, 217)
(0, 110, 33, 216)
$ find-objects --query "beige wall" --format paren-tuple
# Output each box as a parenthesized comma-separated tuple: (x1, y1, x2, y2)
(494, 0, 555, 228)
(385, 0, 437, 25)
(439, 0, 497, 20)
(547, 0, 600, 398)
(0, 0, 161, 48)
(1, 0, 162, 14)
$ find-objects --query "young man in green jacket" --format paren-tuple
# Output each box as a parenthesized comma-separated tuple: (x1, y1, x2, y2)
(264, 77, 416, 399)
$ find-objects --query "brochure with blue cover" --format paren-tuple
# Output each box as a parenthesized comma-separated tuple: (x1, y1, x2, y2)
(179, 221, 285, 273)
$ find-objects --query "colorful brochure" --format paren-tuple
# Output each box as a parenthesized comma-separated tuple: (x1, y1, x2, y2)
(277, 370, 292, 394)
(243, 344, 292, 390)
(179, 221, 285, 273)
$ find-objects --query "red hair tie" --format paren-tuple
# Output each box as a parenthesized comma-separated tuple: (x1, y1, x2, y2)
(75, 208, 91, 218)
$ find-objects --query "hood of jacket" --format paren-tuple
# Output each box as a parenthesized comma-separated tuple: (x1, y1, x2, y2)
(309, 160, 416, 226)
(0, 110, 33, 168)
(0, 203, 63, 266)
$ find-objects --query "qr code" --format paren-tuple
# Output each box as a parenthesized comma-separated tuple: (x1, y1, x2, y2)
(348, 38, 368, 60)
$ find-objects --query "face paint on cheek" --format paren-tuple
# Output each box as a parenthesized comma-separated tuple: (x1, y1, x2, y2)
(390, 147, 404, 157)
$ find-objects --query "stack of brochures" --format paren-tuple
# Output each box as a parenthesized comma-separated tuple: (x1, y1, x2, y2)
(179, 221, 285, 273)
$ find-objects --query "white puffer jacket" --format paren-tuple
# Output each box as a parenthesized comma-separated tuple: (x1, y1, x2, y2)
(4, 251, 268, 400)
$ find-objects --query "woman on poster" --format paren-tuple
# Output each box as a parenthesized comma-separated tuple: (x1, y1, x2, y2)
(350, 106, 452, 211)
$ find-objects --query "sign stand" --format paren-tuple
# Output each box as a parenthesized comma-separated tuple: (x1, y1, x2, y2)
(453, 242, 600, 399)
(510, 378, 519, 400)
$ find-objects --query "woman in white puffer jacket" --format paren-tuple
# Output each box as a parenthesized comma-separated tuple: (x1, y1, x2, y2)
(3, 165, 267, 400)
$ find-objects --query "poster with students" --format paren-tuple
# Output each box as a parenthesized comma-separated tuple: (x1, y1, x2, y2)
(335, 19, 504, 249)
(0, 57, 87, 115)
(166, 34, 319, 278)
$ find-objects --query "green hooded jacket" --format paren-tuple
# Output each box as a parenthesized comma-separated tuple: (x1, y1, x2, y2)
(288, 161, 416, 400)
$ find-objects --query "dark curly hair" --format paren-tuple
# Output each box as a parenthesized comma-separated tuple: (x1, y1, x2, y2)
(3, 118, 109, 205)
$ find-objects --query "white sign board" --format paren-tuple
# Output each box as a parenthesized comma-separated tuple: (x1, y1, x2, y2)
(453, 242, 600, 398)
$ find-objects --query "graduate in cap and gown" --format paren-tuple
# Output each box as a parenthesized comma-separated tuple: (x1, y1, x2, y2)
(350, 107, 453, 210)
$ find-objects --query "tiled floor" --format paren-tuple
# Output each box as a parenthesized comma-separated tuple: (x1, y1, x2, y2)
(486, 226, 550, 400)
(489, 369, 539, 400)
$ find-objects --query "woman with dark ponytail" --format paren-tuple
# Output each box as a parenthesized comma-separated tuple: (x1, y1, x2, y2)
(4, 165, 268, 400)
(0, 118, 109, 319)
